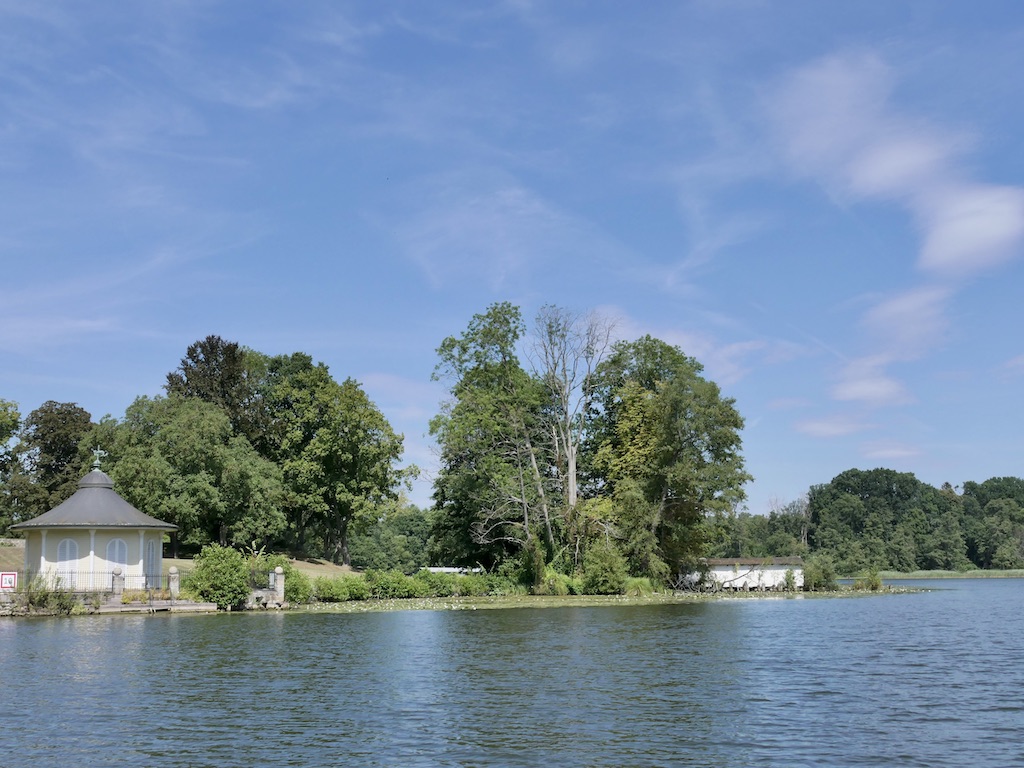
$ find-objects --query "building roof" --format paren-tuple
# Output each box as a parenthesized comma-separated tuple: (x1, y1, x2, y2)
(705, 557, 804, 567)
(10, 469, 177, 531)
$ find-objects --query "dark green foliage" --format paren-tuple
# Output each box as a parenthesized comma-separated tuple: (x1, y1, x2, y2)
(413, 569, 456, 597)
(349, 504, 431, 573)
(313, 576, 350, 602)
(805, 469, 976, 573)
(581, 540, 628, 595)
(364, 569, 427, 599)
(429, 307, 751, 585)
(0, 401, 94, 531)
(184, 544, 251, 609)
(166, 336, 251, 430)
(803, 554, 837, 591)
(343, 576, 370, 600)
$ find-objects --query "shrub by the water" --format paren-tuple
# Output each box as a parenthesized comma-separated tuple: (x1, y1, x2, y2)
(581, 540, 628, 595)
(184, 544, 250, 610)
(22, 575, 78, 614)
(414, 569, 456, 597)
(365, 569, 427, 599)
(624, 576, 656, 597)
(852, 569, 883, 592)
(534, 566, 572, 596)
(803, 554, 838, 591)
(343, 575, 370, 600)
(314, 576, 350, 602)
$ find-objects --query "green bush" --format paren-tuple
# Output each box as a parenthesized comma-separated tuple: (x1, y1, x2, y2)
(534, 566, 571, 596)
(314, 576, 350, 602)
(624, 577, 656, 597)
(581, 540, 628, 595)
(455, 574, 492, 596)
(365, 569, 427, 599)
(414, 569, 456, 597)
(22, 575, 79, 614)
(803, 555, 838, 592)
(852, 569, 883, 592)
(285, 569, 312, 604)
(343, 575, 370, 600)
(184, 544, 251, 610)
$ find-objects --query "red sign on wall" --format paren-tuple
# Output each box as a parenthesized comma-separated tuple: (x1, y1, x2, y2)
(0, 572, 16, 591)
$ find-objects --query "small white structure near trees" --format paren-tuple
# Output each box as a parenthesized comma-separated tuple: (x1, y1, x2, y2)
(701, 557, 804, 591)
(10, 459, 176, 592)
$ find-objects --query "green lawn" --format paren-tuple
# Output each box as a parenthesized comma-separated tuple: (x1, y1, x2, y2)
(0, 542, 24, 572)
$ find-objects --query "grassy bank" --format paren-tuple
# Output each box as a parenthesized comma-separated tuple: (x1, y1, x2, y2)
(163, 555, 354, 579)
(294, 588, 914, 614)
(879, 569, 1024, 579)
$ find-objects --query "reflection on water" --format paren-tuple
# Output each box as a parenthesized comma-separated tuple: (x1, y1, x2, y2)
(2, 581, 1023, 767)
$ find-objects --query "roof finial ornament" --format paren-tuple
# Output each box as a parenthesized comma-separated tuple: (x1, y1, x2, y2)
(92, 447, 108, 470)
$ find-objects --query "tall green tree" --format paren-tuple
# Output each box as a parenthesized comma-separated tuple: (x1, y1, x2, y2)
(103, 395, 285, 552)
(274, 363, 406, 565)
(165, 335, 259, 438)
(588, 336, 751, 580)
(430, 302, 554, 568)
(0, 399, 18, 454)
(0, 401, 94, 529)
(0, 399, 23, 533)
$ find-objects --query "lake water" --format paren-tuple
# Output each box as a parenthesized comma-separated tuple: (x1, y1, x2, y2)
(2, 579, 1022, 767)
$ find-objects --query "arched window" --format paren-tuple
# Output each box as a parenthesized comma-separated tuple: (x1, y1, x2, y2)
(107, 538, 128, 570)
(145, 539, 160, 588)
(57, 538, 79, 589)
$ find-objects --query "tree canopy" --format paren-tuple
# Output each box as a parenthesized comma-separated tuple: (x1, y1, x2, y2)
(429, 303, 752, 584)
(0, 340, 409, 566)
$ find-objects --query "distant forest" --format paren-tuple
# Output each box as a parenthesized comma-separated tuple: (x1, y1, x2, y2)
(709, 469, 1024, 574)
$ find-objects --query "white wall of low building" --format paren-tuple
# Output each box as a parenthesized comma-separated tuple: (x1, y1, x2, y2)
(707, 563, 803, 590)
(23, 528, 166, 590)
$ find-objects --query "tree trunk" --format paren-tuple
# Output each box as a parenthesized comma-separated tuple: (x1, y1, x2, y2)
(523, 432, 555, 558)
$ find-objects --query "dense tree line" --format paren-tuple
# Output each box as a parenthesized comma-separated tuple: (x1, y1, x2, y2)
(6, 317, 1017, 582)
(428, 303, 750, 586)
(710, 469, 1024, 573)
(0, 337, 410, 565)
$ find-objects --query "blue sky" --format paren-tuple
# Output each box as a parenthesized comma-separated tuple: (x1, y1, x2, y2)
(3, 2, 1024, 513)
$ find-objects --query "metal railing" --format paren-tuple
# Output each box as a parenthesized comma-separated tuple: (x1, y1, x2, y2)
(19, 570, 177, 592)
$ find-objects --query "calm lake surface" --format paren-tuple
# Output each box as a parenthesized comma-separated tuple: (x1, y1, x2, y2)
(2, 579, 1023, 767)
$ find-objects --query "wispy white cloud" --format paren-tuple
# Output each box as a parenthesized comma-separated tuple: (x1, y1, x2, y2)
(770, 50, 1024, 415)
(918, 184, 1024, 276)
(832, 356, 911, 406)
(998, 354, 1024, 378)
(770, 50, 1024, 279)
(795, 415, 873, 438)
(861, 441, 920, 461)
(393, 172, 633, 291)
(608, 308, 807, 388)
(862, 285, 951, 359)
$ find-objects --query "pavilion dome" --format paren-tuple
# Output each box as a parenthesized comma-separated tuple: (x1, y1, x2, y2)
(10, 467, 176, 532)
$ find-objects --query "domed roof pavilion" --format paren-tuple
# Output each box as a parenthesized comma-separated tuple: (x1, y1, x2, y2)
(11, 452, 176, 591)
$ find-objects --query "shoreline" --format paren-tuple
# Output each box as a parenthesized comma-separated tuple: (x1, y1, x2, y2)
(292, 587, 918, 615)
(877, 570, 1024, 579)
